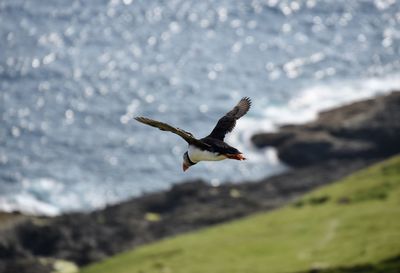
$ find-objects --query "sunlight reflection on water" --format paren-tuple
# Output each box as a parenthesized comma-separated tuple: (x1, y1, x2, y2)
(0, 0, 399, 215)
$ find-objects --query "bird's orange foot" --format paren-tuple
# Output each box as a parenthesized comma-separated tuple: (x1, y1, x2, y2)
(226, 153, 246, 160)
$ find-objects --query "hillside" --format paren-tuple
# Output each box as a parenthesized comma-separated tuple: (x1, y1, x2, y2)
(82, 155, 400, 273)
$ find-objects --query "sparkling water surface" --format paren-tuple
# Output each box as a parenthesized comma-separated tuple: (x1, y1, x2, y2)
(1, 0, 399, 215)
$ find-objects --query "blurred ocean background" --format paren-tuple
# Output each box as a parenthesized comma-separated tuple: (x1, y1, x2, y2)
(1, 0, 399, 215)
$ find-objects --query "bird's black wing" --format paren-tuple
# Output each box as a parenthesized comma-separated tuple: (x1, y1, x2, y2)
(201, 137, 240, 154)
(207, 97, 251, 140)
(135, 117, 211, 150)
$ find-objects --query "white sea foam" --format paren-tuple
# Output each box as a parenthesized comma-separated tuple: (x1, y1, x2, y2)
(0, 178, 66, 216)
(0, 177, 140, 216)
(0, 192, 60, 216)
(264, 74, 400, 127)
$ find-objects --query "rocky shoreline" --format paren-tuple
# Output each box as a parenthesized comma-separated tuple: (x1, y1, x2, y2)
(1, 91, 399, 273)
(252, 91, 400, 167)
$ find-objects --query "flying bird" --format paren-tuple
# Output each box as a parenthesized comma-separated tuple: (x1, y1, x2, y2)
(135, 97, 251, 171)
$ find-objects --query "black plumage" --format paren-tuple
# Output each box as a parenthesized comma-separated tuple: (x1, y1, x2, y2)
(200, 137, 240, 155)
(207, 96, 251, 141)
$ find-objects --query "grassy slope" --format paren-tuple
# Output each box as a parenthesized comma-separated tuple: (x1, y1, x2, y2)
(82, 156, 400, 273)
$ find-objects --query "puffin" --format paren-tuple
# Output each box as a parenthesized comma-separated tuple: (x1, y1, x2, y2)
(135, 97, 251, 172)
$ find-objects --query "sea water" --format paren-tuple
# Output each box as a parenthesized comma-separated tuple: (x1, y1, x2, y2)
(1, 0, 399, 215)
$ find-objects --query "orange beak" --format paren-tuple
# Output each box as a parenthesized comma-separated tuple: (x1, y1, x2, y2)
(226, 153, 247, 160)
(182, 163, 189, 172)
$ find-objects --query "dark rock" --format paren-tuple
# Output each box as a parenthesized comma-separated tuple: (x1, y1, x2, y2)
(0, 258, 53, 273)
(251, 91, 400, 167)
(251, 131, 294, 148)
(18, 221, 65, 256)
(278, 132, 377, 167)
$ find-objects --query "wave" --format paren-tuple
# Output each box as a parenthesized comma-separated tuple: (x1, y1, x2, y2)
(1, 178, 73, 216)
(264, 74, 400, 127)
(0, 191, 60, 216)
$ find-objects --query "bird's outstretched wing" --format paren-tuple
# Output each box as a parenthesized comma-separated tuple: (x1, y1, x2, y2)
(207, 97, 251, 140)
(135, 117, 211, 149)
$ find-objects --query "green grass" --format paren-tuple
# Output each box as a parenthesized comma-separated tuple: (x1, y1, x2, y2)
(81, 156, 400, 273)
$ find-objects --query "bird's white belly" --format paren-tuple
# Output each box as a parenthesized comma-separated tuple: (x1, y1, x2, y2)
(188, 146, 226, 162)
